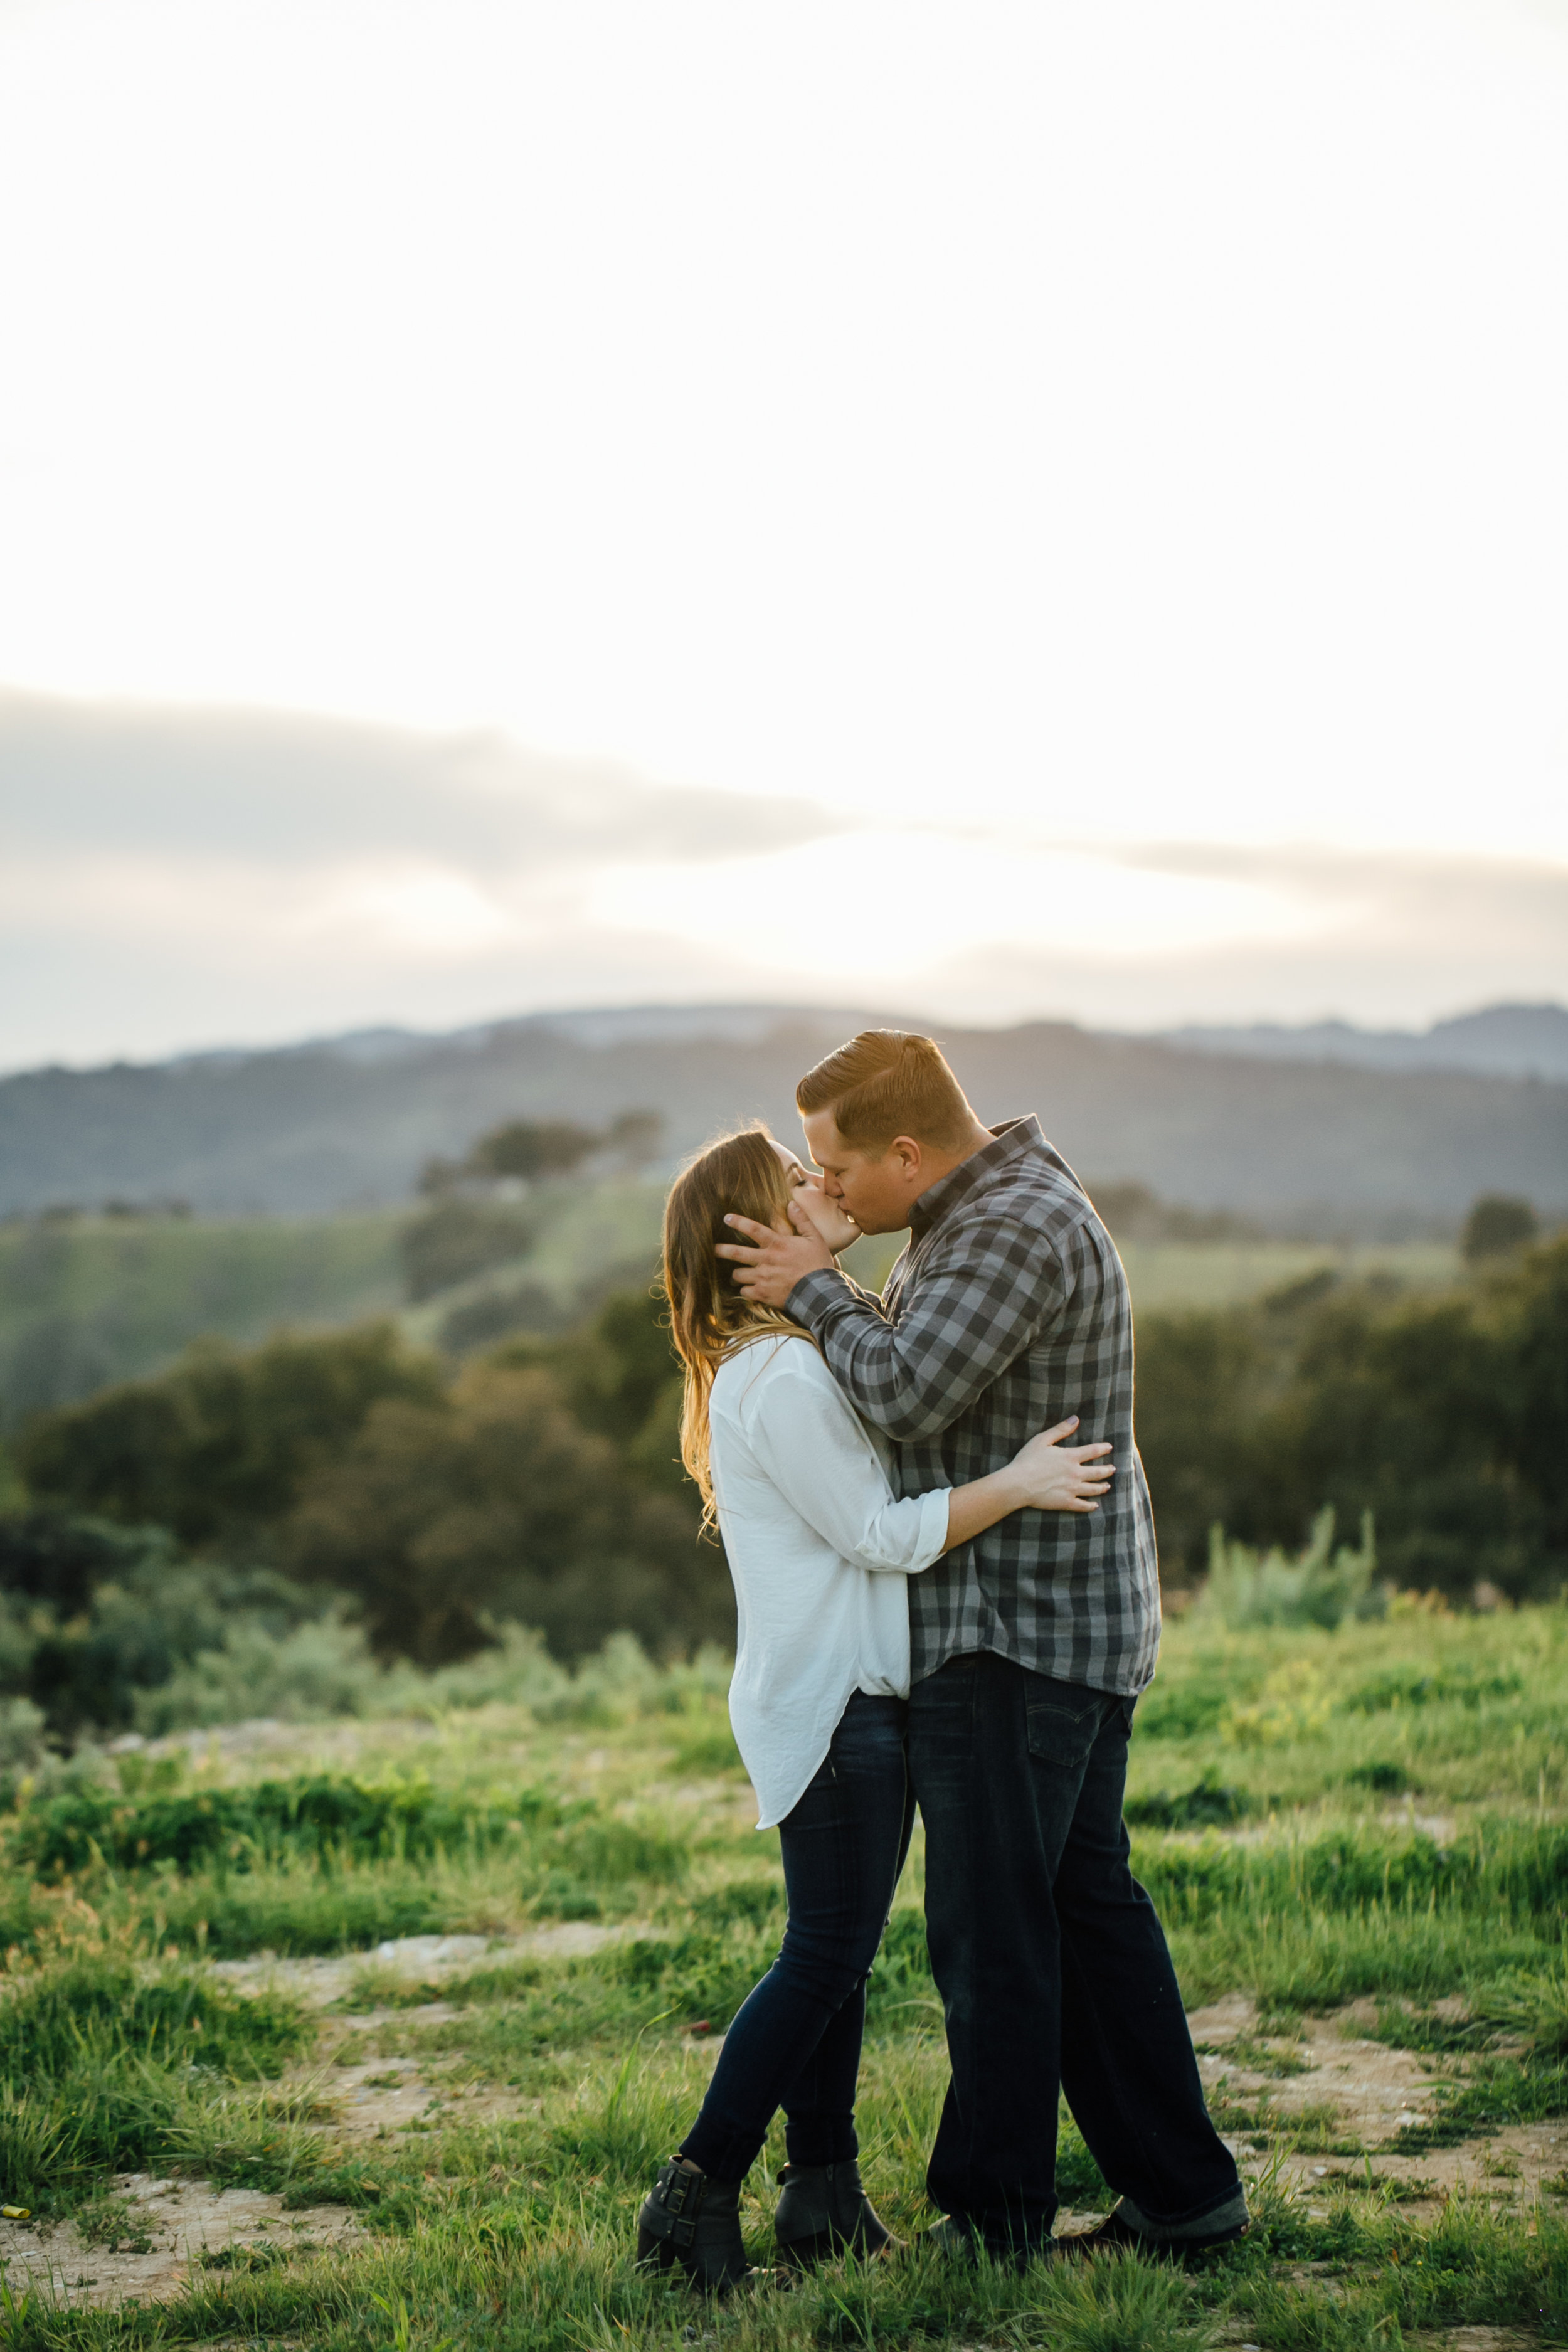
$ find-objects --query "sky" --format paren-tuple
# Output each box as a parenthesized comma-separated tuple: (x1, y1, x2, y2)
(2, 0, 1567, 1069)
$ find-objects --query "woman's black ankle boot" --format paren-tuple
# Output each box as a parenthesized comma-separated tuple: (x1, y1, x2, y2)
(775, 2160, 904, 2267)
(637, 2159, 756, 2291)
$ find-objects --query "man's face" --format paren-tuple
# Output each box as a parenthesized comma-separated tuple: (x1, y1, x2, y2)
(801, 1109, 926, 1236)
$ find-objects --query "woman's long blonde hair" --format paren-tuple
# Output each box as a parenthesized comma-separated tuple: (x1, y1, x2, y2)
(662, 1125, 811, 1525)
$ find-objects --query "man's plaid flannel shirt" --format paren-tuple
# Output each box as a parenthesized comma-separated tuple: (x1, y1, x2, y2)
(787, 1115, 1161, 1695)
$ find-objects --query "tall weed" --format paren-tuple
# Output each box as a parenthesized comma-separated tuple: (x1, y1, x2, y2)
(1194, 1507, 1379, 1631)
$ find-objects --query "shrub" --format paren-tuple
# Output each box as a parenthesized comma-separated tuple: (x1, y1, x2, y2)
(1463, 1192, 1539, 1263)
(1193, 1506, 1379, 1631)
(398, 1199, 537, 1302)
(0, 1510, 321, 1739)
(132, 1614, 580, 1732)
(1138, 1236, 1568, 1597)
(132, 1611, 392, 1734)
(17, 1324, 444, 1542)
(14, 1291, 709, 1671)
(8, 1770, 553, 1880)
(284, 1360, 715, 1663)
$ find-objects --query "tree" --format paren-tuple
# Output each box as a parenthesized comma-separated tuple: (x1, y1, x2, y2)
(17, 1325, 444, 1544)
(497, 1286, 688, 1496)
(284, 1361, 716, 1663)
(604, 1110, 665, 1170)
(1132, 1307, 1263, 1579)
(1462, 1193, 1539, 1263)
(398, 1199, 536, 1302)
(1086, 1180, 1264, 1245)
(419, 1109, 663, 1199)
(1131, 1244, 1568, 1602)
(1238, 1285, 1524, 1594)
(14, 1290, 713, 1667)
(1490, 1233, 1568, 1553)
(469, 1119, 601, 1182)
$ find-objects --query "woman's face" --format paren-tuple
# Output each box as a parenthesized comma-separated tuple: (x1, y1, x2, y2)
(766, 1138, 860, 1253)
(769, 1138, 813, 1194)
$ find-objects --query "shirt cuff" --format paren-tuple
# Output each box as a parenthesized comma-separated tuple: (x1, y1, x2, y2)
(912, 1486, 952, 1571)
(786, 1266, 858, 1328)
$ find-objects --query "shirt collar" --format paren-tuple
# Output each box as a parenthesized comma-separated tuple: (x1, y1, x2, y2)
(908, 1115, 1046, 1241)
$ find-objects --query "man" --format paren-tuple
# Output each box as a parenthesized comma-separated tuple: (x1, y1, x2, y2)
(717, 1029, 1244, 2264)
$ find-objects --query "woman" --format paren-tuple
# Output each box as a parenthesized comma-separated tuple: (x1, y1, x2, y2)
(636, 1126, 1114, 2289)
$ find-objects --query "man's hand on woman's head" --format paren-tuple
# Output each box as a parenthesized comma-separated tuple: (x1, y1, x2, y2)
(716, 1203, 836, 1307)
(787, 1174, 860, 1255)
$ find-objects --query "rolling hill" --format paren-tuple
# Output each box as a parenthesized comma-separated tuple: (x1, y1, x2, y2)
(2, 1004, 1565, 1229)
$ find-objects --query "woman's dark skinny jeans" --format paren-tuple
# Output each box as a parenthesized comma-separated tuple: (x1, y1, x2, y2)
(679, 1692, 913, 2182)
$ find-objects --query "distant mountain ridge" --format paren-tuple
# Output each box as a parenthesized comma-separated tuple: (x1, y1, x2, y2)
(154, 995, 1568, 1084)
(1162, 1002, 1568, 1083)
(162, 1003, 895, 1070)
(2, 1001, 1564, 1230)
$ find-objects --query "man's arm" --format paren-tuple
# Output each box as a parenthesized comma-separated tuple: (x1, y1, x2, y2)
(785, 1210, 1074, 1443)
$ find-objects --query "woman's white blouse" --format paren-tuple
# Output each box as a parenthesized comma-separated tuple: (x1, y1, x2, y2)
(709, 1333, 951, 1830)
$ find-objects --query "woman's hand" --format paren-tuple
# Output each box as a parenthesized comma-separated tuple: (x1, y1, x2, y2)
(783, 1168, 860, 1256)
(1009, 1417, 1115, 1513)
(940, 1414, 1115, 1552)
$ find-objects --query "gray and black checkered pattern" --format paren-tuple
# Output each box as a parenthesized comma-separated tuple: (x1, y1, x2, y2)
(787, 1116, 1161, 1695)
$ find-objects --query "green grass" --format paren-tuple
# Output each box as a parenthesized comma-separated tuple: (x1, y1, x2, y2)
(398, 1179, 668, 1350)
(0, 1209, 405, 1424)
(1, 1602, 1565, 2348)
(839, 1232, 1461, 1311)
(0, 1196, 1461, 1441)
(0, 1180, 667, 1426)
(1113, 1239, 1459, 1313)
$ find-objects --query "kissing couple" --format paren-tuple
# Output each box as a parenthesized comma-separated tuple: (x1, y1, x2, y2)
(636, 1029, 1246, 2287)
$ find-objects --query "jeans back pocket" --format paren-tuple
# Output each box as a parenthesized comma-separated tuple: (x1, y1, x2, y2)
(1025, 1693, 1106, 1772)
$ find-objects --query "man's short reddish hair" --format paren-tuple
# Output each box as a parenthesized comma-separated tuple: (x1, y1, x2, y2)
(795, 1030, 974, 1152)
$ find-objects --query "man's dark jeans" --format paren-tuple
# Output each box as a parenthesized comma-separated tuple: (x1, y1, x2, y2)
(680, 1692, 913, 2182)
(909, 1652, 1239, 2253)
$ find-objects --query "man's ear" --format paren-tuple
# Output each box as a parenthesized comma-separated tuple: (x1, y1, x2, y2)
(890, 1135, 924, 1186)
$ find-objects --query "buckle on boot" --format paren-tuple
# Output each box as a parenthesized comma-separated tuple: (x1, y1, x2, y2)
(662, 2165, 704, 2250)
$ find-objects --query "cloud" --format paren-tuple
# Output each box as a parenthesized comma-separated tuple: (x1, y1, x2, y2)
(926, 844, 1568, 1029)
(3, 692, 1566, 1066)
(0, 691, 842, 871)
(1103, 840, 1568, 961)
(0, 692, 860, 1064)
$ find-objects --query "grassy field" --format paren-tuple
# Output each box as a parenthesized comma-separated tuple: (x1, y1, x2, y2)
(0, 1213, 405, 1428)
(1111, 1239, 1459, 1315)
(1, 1599, 1564, 2349)
(0, 1188, 674, 1429)
(816, 1232, 1460, 1314)
(397, 1182, 669, 1353)
(1, 1188, 1464, 1432)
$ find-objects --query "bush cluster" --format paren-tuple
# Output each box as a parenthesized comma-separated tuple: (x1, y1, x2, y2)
(0, 1511, 320, 1750)
(5, 1237, 1564, 1737)
(11, 1290, 716, 1688)
(1136, 1233, 1568, 1593)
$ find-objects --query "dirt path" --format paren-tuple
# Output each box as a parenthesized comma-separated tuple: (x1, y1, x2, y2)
(1188, 1995, 1568, 2213)
(8, 1976, 1562, 2316)
(0, 1924, 642, 2312)
(210, 1918, 635, 2005)
(0, 2176, 368, 2311)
